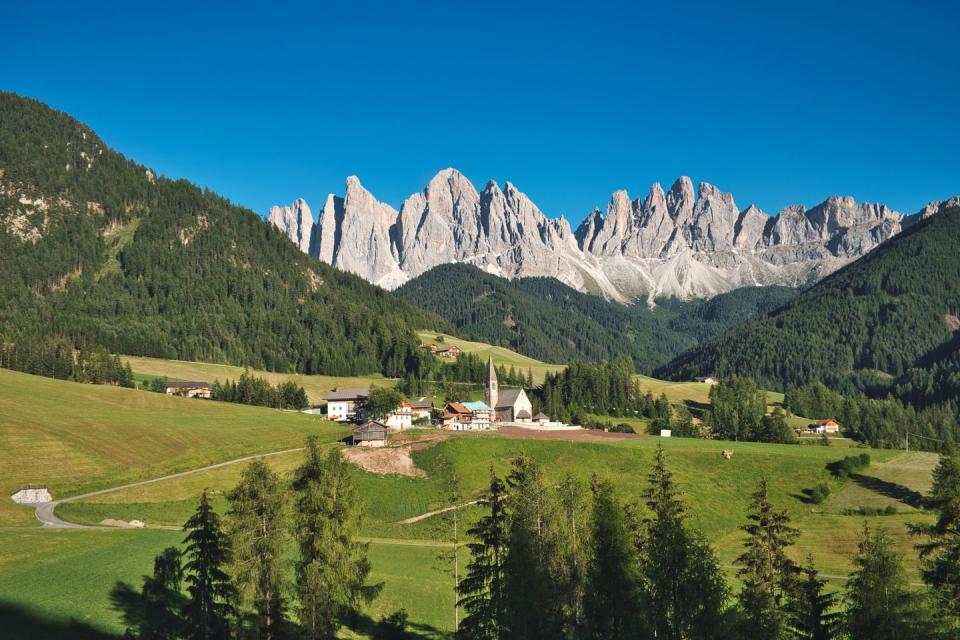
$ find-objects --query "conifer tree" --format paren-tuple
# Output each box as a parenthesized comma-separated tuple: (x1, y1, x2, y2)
(639, 445, 728, 640)
(582, 477, 644, 640)
(457, 467, 508, 640)
(845, 526, 941, 640)
(911, 449, 960, 629)
(292, 437, 380, 640)
(226, 459, 288, 640)
(502, 454, 560, 640)
(736, 480, 799, 640)
(549, 474, 590, 637)
(435, 454, 463, 633)
(182, 490, 235, 640)
(140, 547, 185, 640)
(787, 558, 838, 640)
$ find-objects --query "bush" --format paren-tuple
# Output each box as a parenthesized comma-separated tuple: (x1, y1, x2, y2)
(808, 483, 831, 504)
(609, 422, 636, 434)
(828, 454, 871, 478)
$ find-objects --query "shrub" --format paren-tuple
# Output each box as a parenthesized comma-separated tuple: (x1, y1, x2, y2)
(828, 454, 871, 478)
(809, 483, 831, 504)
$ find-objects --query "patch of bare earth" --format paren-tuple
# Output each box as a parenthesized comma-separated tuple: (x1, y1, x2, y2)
(945, 314, 960, 331)
(341, 434, 445, 477)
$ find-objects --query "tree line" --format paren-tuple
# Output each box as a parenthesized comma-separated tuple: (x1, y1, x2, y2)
(0, 333, 133, 387)
(456, 446, 960, 640)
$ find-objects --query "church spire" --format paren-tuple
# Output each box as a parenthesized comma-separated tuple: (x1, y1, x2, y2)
(485, 356, 498, 409)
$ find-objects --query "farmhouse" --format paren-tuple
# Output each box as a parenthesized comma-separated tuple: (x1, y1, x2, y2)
(433, 345, 461, 358)
(352, 421, 388, 447)
(440, 401, 491, 430)
(384, 401, 413, 431)
(693, 376, 719, 385)
(485, 357, 532, 422)
(410, 398, 433, 422)
(163, 380, 211, 399)
(462, 401, 494, 429)
(325, 387, 369, 422)
(811, 418, 841, 434)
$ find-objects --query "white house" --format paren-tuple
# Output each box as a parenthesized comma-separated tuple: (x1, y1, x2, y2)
(383, 401, 413, 431)
(11, 485, 52, 504)
(410, 398, 433, 422)
(812, 419, 841, 434)
(325, 387, 369, 422)
(163, 380, 211, 399)
(461, 401, 494, 430)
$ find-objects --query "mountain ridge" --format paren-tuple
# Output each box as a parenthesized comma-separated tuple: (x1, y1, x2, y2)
(269, 169, 958, 302)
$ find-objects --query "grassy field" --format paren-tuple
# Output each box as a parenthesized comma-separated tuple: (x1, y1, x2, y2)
(0, 368, 941, 638)
(122, 355, 393, 405)
(0, 369, 348, 526)
(417, 331, 565, 383)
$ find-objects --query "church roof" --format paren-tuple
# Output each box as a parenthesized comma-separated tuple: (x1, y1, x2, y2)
(495, 388, 525, 409)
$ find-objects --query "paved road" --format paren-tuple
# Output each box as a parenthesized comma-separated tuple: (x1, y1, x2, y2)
(34, 447, 305, 528)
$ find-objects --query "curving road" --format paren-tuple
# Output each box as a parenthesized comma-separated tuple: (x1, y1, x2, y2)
(34, 447, 305, 529)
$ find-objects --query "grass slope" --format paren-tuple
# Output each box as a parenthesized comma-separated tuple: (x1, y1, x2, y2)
(417, 331, 565, 383)
(123, 355, 393, 405)
(0, 369, 347, 525)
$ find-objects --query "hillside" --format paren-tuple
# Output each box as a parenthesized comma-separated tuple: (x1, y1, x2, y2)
(397, 263, 797, 371)
(657, 207, 960, 403)
(0, 368, 347, 526)
(0, 93, 447, 377)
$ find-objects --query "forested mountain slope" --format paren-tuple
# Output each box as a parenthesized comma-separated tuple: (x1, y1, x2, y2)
(395, 263, 796, 372)
(0, 93, 446, 376)
(657, 206, 960, 401)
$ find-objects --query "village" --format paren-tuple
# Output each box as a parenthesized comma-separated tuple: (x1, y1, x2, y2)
(329, 356, 581, 447)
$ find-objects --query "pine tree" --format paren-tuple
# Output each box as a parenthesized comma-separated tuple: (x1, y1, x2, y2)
(911, 449, 960, 629)
(548, 473, 590, 638)
(435, 454, 463, 633)
(582, 477, 644, 640)
(502, 453, 559, 640)
(639, 445, 728, 640)
(845, 526, 941, 639)
(182, 490, 235, 640)
(457, 467, 508, 640)
(736, 480, 799, 640)
(140, 547, 185, 640)
(226, 459, 288, 640)
(292, 437, 381, 640)
(786, 558, 837, 640)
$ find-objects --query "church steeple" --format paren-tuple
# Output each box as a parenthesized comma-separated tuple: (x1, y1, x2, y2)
(485, 356, 498, 409)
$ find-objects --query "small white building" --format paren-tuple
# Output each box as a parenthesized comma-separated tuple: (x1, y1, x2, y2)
(383, 402, 413, 431)
(163, 380, 211, 399)
(11, 485, 52, 504)
(410, 398, 433, 422)
(694, 376, 719, 385)
(325, 387, 370, 422)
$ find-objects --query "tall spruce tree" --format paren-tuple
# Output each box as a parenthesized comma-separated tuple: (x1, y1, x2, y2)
(582, 477, 645, 640)
(548, 474, 590, 638)
(502, 453, 561, 640)
(182, 490, 235, 640)
(786, 557, 837, 640)
(140, 547, 185, 640)
(736, 479, 799, 640)
(845, 526, 941, 640)
(911, 449, 960, 629)
(226, 459, 288, 640)
(292, 437, 380, 640)
(457, 467, 509, 640)
(639, 445, 728, 640)
(435, 454, 463, 633)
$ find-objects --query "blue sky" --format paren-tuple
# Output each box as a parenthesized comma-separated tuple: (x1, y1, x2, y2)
(3, 1, 958, 224)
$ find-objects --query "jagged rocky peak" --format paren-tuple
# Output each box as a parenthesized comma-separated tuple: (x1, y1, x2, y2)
(267, 198, 313, 254)
(267, 169, 955, 302)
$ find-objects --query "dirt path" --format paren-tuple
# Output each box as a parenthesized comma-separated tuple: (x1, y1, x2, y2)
(398, 500, 483, 525)
(34, 447, 305, 529)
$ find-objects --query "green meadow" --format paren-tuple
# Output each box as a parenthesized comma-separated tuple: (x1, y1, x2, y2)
(0, 367, 941, 638)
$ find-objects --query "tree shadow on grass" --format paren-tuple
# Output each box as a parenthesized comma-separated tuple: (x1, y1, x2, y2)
(0, 601, 119, 640)
(849, 473, 924, 508)
(108, 580, 145, 631)
(683, 400, 711, 419)
(342, 609, 453, 639)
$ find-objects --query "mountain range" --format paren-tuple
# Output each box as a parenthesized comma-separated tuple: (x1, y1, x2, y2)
(269, 169, 958, 302)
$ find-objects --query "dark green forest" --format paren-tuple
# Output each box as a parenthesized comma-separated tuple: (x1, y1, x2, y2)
(0, 93, 447, 377)
(658, 206, 960, 420)
(395, 263, 796, 373)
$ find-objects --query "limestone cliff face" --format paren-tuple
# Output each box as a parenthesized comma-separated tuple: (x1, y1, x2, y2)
(268, 169, 953, 302)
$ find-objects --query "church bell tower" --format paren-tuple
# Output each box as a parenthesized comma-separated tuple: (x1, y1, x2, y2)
(485, 356, 498, 410)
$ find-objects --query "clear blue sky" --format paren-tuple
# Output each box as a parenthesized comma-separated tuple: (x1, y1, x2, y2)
(3, 1, 958, 224)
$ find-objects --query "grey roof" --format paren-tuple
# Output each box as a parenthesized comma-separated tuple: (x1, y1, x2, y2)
(411, 398, 433, 409)
(326, 387, 370, 401)
(163, 380, 209, 388)
(534, 412, 549, 421)
(495, 388, 525, 409)
(516, 409, 532, 419)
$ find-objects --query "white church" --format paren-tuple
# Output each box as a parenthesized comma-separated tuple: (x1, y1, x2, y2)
(485, 357, 533, 423)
